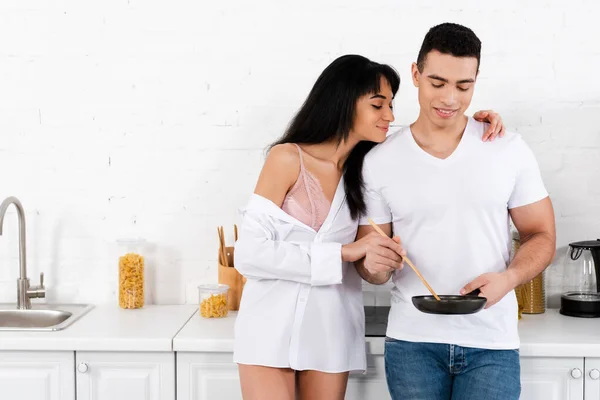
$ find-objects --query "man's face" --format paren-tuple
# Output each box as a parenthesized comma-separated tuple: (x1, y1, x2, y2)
(412, 50, 478, 128)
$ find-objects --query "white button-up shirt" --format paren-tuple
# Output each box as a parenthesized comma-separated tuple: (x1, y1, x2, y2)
(233, 180, 366, 373)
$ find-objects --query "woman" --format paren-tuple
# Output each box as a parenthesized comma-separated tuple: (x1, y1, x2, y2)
(233, 54, 505, 400)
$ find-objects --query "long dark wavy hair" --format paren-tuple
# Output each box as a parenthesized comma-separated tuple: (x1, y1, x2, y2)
(269, 55, 400, 219)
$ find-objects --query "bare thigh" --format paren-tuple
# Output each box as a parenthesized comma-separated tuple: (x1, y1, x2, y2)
(297, 370, 349, 400)
(238, 364, 295, 400)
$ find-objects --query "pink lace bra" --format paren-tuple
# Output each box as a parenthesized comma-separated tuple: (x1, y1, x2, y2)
(281, 144, 331, 231)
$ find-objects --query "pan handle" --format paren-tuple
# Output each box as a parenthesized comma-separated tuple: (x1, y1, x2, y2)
(466, 288, 481, 296)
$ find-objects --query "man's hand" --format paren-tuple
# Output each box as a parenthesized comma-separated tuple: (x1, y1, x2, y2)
(460, 271, 518, 309)
(363, 234, 405, 276)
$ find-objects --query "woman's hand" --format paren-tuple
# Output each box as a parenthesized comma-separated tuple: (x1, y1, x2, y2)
(342, 231, 405, 273)
(473, 110, 506, 142)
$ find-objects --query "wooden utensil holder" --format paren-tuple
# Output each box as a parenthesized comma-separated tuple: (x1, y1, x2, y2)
(218, 246, 246, 311)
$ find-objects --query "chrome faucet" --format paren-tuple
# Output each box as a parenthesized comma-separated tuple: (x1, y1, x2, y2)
(0, 197, 45, 309)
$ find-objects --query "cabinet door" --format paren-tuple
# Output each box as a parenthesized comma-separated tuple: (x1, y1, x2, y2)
(345, 354, 391, 400)
(0, 351, 75, 400)
(177, 352, 242, 400)
(520, 357, 584, 400)
(586, 357, 600, 400)
(76, 351, 174, 400)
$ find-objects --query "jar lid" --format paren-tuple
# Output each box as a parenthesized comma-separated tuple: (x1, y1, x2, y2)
(198, 284, 229, 291)
(117, 238, 146, 244)
(569, 239, 600, 249)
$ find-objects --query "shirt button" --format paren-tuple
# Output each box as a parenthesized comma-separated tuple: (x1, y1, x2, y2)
(299, 298, 306, 302)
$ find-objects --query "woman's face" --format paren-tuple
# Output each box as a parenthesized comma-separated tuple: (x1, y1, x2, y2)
(351, 77, 395, 143)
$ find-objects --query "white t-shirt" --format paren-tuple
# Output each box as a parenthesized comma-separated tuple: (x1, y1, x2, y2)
(359, 117, 548, 350)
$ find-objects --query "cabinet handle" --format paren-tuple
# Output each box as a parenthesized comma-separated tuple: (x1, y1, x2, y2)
(570, 368, 582, 379)
(590, 369, 600, 380)
(77, 363, 89, 373)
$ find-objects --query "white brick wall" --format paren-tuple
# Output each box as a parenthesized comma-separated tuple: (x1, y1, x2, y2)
(0, 0, 598, 306)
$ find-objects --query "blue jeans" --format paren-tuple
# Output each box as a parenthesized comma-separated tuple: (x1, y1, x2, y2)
(384, 338, 520, 400)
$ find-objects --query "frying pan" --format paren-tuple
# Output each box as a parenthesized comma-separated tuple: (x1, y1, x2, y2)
(365, 218, 487, 315)
(412, 288, 487, 315)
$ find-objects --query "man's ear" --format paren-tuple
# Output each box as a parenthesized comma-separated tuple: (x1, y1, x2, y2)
(411, 62, 420, 88)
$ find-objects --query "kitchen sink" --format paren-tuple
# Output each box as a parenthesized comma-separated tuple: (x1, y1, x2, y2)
(0, 198, 95, 331)
(0, 303, 94, 331)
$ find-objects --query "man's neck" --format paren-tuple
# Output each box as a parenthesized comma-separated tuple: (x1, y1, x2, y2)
(409, 113, 469, 159)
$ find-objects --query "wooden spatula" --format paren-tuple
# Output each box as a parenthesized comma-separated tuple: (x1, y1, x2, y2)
(367, 218, 440, 301)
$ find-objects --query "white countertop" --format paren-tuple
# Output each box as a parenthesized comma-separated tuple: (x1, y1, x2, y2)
(0, 305, 197, 352)
(518, 309, 600, 357)
(3, 306, 599, 357)
(174, 311, 238, 352)
(172, 311, 400, 354)
(174, 309, 600, 357)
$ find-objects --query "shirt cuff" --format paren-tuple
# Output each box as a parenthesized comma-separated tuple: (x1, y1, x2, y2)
(310, 242, 343, 286)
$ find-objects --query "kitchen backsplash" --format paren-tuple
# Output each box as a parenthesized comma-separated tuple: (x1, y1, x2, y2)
(1, 1, 599, 305)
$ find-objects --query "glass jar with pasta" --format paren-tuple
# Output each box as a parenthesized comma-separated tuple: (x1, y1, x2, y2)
(117, 239, 146, 309)
(198, 284, 229, 318)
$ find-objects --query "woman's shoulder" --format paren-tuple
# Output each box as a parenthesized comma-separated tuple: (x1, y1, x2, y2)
(268, 143, 301, 165)
(262, 143, 302, 181)
(254, 143, 302, 206)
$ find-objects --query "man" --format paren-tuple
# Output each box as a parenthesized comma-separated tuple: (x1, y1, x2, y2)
(355, 23, 556, 400)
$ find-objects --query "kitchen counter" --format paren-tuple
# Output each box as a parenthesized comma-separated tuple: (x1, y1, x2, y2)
(0, 305, 197, 352)
(174, 309, 600, 357)
(174, 310, 238, 352)
(518, 309, 600, 357)
(2, 305, 599, 356)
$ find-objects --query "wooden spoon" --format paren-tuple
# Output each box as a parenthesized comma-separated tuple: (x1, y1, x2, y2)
(217, 226, 229, 267)
(367, 218, 440, 301)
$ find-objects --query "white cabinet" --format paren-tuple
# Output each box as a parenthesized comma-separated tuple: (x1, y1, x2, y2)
(347, 355, 595, 400)
(520, 357, 584, 400)
(586, 358, 600, 400)
(75, 351, 175, 400)
(353, 356, 593, 400)
(2, 350, 599, 400)
(177, 352, 243, 400)
(0, 351, 75, 400)
(176, 352, 391, 400)
(345, 354, 391, 400)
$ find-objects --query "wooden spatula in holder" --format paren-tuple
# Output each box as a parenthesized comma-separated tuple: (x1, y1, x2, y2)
(217, 225, 246, 311)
